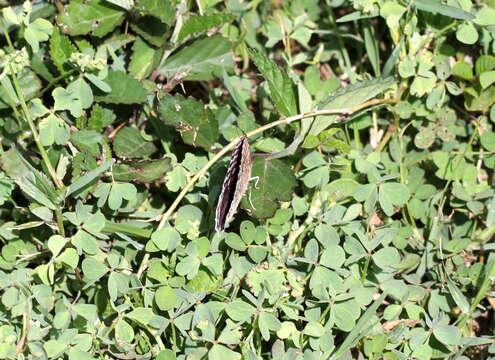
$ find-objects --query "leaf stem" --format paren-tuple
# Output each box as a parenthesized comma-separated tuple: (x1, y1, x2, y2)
(9, 68, 64, 189)
(158, 98, 393, 227)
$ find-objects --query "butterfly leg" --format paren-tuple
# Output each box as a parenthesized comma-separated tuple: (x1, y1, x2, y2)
(247, 176, 259, 210)
(249, 176, 260, 189)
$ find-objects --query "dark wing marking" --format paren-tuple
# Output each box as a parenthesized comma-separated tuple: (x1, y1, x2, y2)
(215, 137, 245, 232)
(224, 138, 252, 229)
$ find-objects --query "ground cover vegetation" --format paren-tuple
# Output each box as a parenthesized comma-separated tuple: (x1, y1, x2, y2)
(0, 0, 495, 359)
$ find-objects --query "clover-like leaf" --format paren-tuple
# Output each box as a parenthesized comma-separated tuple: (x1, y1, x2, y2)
(24, 18, 53, 53)
(53, 78, 93, 118)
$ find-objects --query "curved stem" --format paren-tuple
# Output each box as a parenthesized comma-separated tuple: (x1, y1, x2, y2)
(158, 98, 393, 228)
(9, 68, 64, 189)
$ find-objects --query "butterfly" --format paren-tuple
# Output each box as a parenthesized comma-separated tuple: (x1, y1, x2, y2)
(215, 136, 253, 232)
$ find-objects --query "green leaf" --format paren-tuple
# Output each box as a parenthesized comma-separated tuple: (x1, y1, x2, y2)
(72, 230, 99, 255)
(178, 14, 235, 41)
(129, 37, 162, 80)
(115, 318, 134, 342)
(113, 127, 157, 159)
(226, 299, 256, 321)
(53, 78, 94, 118)
(57, 0, 125, 37)
(362, 20, 380, 77)
(158, 95, 219, 150)
(225, 233, 246, 252)
(453, 61, 474, 80)
(480, 71, 495, 89)
(481, 132, 495, 152)
(56, 248, 79, 269)
(24, 18, 53, 53)
(1, 149, 59, 210)
(446, 279, 470, 314)
(258, 311, 281, 341)
(320, 244, 346, 269)
(157, 349, 177, 360)
(432, 325, 461, 345)
(160, 35, 234, 81)
(318, 77, 394, 111)
(151, 227, 181, 251)
(66, 159, 114, 197)
(0, 69, 41, 110)
(84, 73, 111, 93)
(39, 114, 70, 146)
(372, 247, 400, 268)
(248, 49, 297, 117)
(155, 285, 177, 311)
(71, 130, 103, 156)
(44, 340, 67, 358)
(379, 182, 411, 216)
(456, 22, 479, 45)
(412, 0, 475, 20)
(209, 344, 241, 360)
(134, 0, 174, 25)
(108, 183, 137, 209)
(48, 235, 67, 257)
(126, 307, 155, 326)
(113, 158, 172, 182)
(303, 321, 325, 337)
(475, 55, 495, 76)
(129, 14, 168, 47)
(95, 70, 147, 104)
(88, 105, 115, 131)
(82, 257, 108, 281)
(241, 157, 297, 219)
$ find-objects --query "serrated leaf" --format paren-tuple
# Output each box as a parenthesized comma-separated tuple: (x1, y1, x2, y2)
(1, 149, 60, 210)
(113, 127, 157, 159)
(159, 35, 234, 81)
(134, 0, 174, 25)
(113, 158, 172, 182)
(240, 157, 296, 219)
(158, 95, 219, 150)
(248, 49, 297, 117)
(94, 70, 147, 104)
(88, 105, 115, 131)
(57, 0, 125, 37)
(178, 14, 235, 41)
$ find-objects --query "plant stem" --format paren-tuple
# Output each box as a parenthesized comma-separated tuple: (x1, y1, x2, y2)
(9, 69, 64, 189)
(158, 98, 393, 227)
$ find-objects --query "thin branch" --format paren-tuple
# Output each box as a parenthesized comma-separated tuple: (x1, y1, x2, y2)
(157, 98, 393, 228)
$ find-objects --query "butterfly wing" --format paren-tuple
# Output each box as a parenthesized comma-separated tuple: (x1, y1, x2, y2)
(215, 137, 245, 232)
